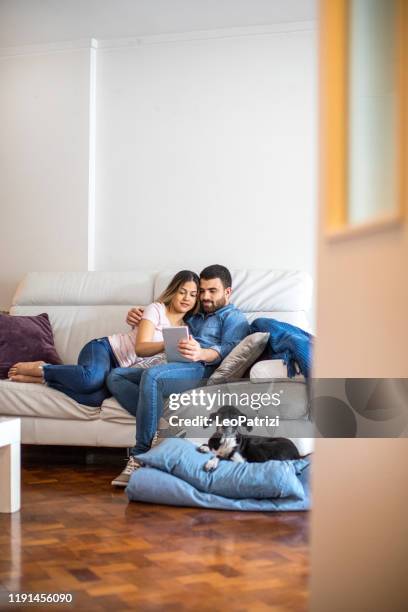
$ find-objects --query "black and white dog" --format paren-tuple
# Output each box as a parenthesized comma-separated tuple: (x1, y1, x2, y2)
(198, 405, 300, 472)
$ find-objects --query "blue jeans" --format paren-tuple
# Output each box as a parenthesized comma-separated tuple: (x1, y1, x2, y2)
(43, 338, 117, 407)
(106, 362, 213, 456)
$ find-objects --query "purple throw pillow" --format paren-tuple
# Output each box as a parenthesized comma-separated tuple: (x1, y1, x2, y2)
(0, 312, 62, 379)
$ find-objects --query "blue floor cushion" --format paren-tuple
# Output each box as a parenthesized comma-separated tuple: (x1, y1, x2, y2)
(126, 439, 311, 511)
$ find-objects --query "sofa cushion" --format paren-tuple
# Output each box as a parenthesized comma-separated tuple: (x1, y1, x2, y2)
(0, 379, 99, 420)
(10, 270, 157, 364)
(154, 269, 312, 312)
(12, 271, 156, 306)
(0, 312, 61, 379)
(100, 396, 136, 424)
(154, 269, 313, 332)
(207, 332, 270, 385)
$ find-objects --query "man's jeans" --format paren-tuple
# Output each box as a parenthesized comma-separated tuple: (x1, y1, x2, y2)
(106, 362, 213, 456)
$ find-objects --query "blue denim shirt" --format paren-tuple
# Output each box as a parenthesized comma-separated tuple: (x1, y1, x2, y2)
(187, 303, 250, 365)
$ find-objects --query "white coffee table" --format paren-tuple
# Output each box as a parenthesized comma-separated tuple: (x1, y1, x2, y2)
(0, 417, 21, 513)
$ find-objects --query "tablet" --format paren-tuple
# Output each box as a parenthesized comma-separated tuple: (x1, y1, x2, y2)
(163, 326, 190, 363)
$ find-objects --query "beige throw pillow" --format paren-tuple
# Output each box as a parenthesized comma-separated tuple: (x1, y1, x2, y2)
(207, 332, 270, 385)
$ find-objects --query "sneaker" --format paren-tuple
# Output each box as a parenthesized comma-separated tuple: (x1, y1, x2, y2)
(111, 456, 142, 487)
(150, 430, 160, 448)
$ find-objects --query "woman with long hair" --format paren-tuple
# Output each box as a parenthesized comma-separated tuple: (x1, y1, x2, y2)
(8, 270, 199, 407)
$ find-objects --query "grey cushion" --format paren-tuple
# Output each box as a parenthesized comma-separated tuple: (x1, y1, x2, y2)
(208, 332, 270, 384)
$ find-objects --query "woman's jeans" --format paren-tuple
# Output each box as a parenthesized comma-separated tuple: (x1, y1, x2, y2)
(43, 338, 117, 407)
(107, 362, 213, 456)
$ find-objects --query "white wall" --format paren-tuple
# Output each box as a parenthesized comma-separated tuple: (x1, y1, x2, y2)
(0, 46, 92, 309)
(95, 28, 317, 279)
(0, 23, 317, 315)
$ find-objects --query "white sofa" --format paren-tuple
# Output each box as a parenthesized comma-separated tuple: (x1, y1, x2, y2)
(0, 269, 313, 450)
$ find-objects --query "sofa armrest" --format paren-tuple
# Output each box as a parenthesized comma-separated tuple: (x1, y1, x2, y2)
(250, 360, 305, 382)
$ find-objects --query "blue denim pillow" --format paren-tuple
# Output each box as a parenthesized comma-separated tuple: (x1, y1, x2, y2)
(136, 438, 308, 500)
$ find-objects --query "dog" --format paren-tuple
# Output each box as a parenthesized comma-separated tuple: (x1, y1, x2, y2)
(198, 405, 300, 472)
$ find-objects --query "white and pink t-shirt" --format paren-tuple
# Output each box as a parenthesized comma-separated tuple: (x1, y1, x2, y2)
(108, 302, 170, 368)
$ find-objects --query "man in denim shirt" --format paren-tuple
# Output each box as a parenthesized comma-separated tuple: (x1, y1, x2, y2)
(108, 265, 249, 486)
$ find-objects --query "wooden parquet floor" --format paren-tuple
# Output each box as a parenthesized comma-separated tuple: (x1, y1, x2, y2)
(0, 458, 309, 611)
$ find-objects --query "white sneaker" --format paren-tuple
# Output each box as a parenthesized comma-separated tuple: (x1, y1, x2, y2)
(150, 431, 160, 448)
(111, 456, 142, 487)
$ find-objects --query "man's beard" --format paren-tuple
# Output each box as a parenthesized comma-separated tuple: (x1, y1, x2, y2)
(201, 296, 227, 313)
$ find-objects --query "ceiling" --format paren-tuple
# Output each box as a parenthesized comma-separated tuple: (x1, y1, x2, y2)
(0, 0, 317, 47)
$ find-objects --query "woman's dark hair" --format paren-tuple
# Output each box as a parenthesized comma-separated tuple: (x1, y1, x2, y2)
(200, 264, 232, 289)
(158, 270, 200, 315)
